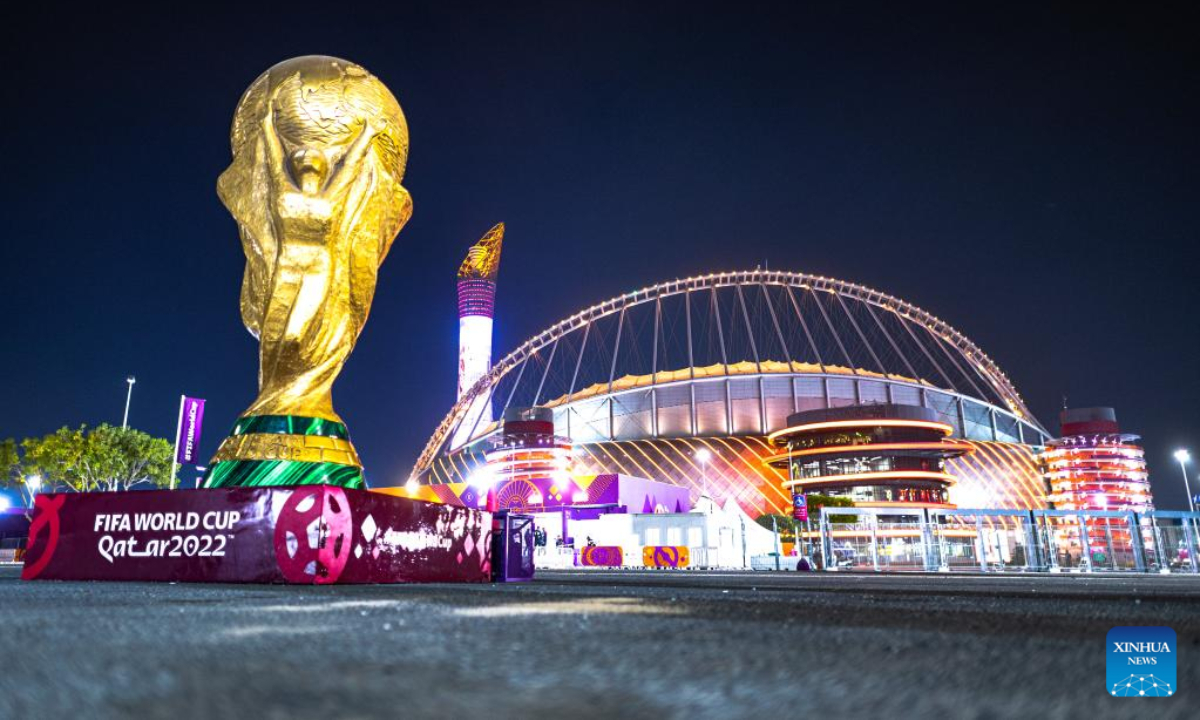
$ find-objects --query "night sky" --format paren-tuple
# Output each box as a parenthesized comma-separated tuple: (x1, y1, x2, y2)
(4, 5, 1196, 507)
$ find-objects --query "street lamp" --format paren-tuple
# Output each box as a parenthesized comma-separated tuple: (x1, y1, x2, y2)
(1175, 449, 1195, 514)
(695, 447, 713, 504)
(25, 474, 42, 506)
(122, 376, 137, 429)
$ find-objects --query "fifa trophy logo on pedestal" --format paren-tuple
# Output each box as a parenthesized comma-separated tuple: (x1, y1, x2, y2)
(205, 56, 412, 489)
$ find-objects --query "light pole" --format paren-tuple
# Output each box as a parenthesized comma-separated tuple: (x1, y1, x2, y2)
(1175, 449, 1195, 514)
(695, 447, 712, 508)
(1175, 449, 1198, 554)
(122, 376, 137, 429)
(25, 474, 42, 507)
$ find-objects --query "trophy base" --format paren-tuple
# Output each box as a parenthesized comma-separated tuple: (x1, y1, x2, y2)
(203, 414, 364, 489)
(20, 485, 500, 584)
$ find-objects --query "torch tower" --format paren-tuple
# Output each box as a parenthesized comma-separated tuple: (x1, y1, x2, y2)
(452, 223, 504, 448)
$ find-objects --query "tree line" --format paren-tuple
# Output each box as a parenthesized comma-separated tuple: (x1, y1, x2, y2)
(1, 425, 174, 503)
(755, 493, 857, 541)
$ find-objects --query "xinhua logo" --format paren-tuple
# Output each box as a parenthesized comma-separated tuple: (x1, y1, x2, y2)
(1107, 626, 1176, 697)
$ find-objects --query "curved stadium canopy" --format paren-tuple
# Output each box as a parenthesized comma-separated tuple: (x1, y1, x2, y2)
(412, 270, 1049, 486)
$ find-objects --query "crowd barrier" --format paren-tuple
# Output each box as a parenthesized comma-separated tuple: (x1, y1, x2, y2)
(576, 546, 624, 567)
(643, 546, 690, 568)
(817, 507, 1200, 574)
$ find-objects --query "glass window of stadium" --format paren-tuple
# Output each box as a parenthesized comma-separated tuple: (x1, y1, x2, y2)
(791, 456, 944, 479)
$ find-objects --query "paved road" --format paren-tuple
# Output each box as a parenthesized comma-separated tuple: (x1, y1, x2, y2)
(1, 566, 1197, 719)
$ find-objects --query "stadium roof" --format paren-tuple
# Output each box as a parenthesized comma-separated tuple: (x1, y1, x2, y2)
(413, 269, 1045, 480)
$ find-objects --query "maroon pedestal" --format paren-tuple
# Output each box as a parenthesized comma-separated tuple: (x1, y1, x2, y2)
(21, 486, 492, 584)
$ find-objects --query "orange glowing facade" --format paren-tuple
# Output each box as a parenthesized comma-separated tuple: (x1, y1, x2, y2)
(767, 404, 971, 509)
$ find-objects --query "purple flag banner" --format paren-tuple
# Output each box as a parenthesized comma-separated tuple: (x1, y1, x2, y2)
(792, 491, 807, 521)
(176, 397, 206, 465)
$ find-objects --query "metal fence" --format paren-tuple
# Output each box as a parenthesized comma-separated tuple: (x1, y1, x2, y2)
(818, 507, 1200, 574)
(0, 537, 26, 565)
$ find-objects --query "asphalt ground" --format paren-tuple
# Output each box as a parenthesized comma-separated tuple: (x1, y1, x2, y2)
(1, 566, 1198, 719)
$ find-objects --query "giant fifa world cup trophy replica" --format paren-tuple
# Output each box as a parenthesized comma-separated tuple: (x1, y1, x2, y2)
(21, 55, 516, 587)
(204, 56, 412, 489)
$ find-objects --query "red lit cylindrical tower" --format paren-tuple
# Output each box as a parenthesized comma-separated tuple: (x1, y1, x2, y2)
(1043, 407, 1153, 561)
(1043, 408, 1153, 512)
(482, 407, 574, 512)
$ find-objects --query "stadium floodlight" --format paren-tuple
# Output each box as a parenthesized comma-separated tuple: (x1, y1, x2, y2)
(468, 468, 494, 489)
(696, 447, 713, 503)
(26, 474, 42, 494)
(0, 495, 10, 513)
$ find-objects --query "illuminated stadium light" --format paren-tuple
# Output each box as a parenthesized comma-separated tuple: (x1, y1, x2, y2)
(762, 440, 974, 465)
(766, 418, 954, 443)
(412, 269, 1054, 517)
(781, 470, 958, 489)
(468, 468, 495, 488)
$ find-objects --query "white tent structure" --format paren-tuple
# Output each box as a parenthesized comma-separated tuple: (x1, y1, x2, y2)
(532, 493, 786, 569)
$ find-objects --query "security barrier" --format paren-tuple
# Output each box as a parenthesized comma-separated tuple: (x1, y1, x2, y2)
(576, 546, 623, 567)
(819, 507, 1200, 574)
(643, 546, 690, 568)
(0, 538, 25, 564)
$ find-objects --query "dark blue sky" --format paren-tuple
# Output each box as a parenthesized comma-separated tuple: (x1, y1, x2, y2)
(4, 5, 1196, 506)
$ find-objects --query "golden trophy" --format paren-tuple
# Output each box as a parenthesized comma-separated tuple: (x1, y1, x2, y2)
(204, 56, 412, 488)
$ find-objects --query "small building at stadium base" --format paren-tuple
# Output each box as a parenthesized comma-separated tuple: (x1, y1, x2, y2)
(1, 507, 31, 564)
(378, 475, 784, 569)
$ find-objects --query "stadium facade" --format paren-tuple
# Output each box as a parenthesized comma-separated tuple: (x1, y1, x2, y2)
(410, 270, 1054, 517)
(766, 404, 974, 509)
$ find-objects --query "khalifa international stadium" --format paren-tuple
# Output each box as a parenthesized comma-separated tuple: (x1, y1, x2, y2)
(407, 230, 1052, 517)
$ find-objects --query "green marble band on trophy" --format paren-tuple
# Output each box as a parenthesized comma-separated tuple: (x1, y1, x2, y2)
(204, 415, 365, 489)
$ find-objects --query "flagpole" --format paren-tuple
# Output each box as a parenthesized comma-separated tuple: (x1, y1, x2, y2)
(170, 394, 185, 490)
